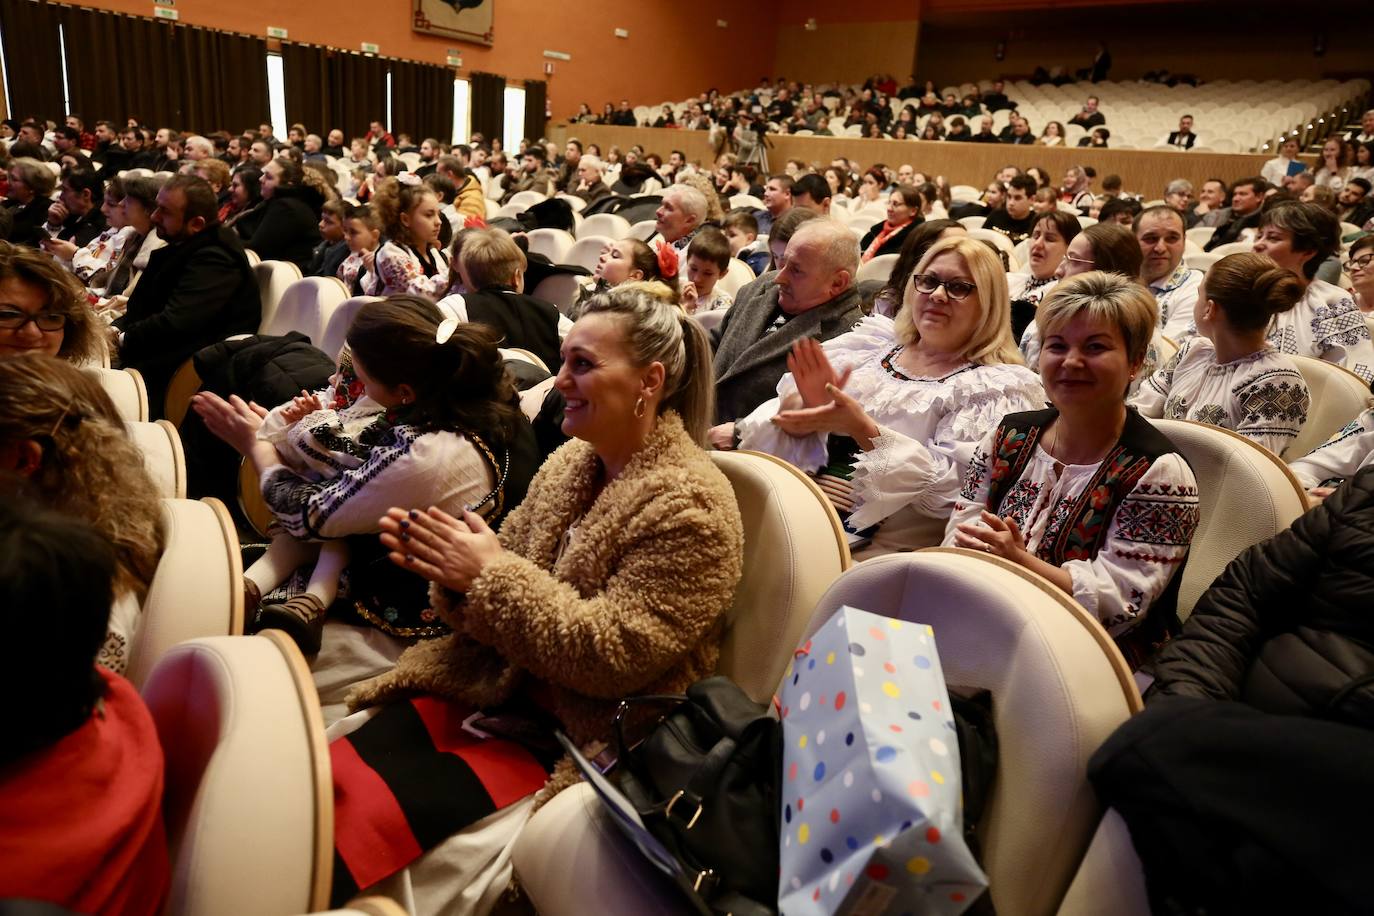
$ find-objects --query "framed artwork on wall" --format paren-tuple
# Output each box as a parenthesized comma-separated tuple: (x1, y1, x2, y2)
(413, 0, 494, 45)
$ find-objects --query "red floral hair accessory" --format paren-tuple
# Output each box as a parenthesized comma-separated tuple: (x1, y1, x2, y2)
(655, 241, 679, 279)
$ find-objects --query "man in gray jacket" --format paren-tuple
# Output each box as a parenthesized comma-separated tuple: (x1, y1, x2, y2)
(709, 220, 862, 448)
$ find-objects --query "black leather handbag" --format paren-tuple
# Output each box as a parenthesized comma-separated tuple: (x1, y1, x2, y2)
(611, 676, 781, 916)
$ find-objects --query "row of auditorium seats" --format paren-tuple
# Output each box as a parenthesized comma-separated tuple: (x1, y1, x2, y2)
(118, 413, 1318, 914)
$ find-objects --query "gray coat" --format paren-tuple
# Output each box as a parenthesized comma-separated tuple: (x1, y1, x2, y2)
(711, 274, 863, 424)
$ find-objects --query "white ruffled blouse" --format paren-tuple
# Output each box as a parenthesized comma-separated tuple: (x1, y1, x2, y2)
(737, 315, 1046, 549)
(1131, 338, 1310, 457)
(1267, 280, 1374, 383)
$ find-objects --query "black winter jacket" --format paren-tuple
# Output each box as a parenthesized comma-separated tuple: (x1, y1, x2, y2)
(243, 185, 324, 269)
(1150, 466, 1374, 728)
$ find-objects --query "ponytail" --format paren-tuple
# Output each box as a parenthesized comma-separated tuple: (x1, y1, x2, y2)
(669, 313, 715, 445)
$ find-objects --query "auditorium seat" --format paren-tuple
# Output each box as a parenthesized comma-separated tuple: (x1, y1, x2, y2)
(950, 184, 980, 203)
(141, 631, 332, 916)
(856, 252, 898, 284)
(1150, 419, 1307, 622)
(253, 260, 305, 335)
(238, 457, 273, 539)
(508, 190, 548, 210)
(85, 366, 149, 422)
(555, 192, 587, 212)
(1286, 354, 1374, 460)
(1057, 808, 1151, 916)
(526, 227, 576, 264)
(958, 215, 987, 230)
(318, 296, 384, 364)
(261, 277, 351, 345)
(565, 235, 613, 272)
(532, 274, 582, 316)
(1208, 241, 1254, 258)
(164, 360, 203, 428)
(127, 419, 187, 499)
(245, 249, 261, 267)
(125, 497, 244, 687)
(629, 220, 658, 242)
(729, 193, 764, 209)
(577, 213, 632, 241)
(513, 450, 852, 913)
(715, 256, 757, 297)
(970, 227, 1016, 256)
(496, 202, 525, 219)
(690, 309, 727, 334)
(499, 346, 551, 373)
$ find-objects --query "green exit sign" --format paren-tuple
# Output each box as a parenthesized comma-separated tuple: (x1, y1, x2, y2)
(267, 26, 288, 39)
(153, 7, 178, 19)
(361, 42, 380, 54)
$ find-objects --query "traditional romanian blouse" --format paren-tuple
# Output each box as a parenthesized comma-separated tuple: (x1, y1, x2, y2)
(944, 407, 1200, 653)
(1132, 338, 1310, 456)
(1289, 407, 1374, 489)
(1267, 279, 1374, 383)
(738, 315, 1045, 553)
(71, 225, 135, 285)
(1147, 261, 1204, 342)
(363, 240, 450, 298)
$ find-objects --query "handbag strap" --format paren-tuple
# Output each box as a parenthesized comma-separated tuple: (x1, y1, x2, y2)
(613, 693, 687, 759)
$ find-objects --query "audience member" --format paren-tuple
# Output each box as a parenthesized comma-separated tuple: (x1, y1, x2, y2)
(38, 167, 106, 250)
(1204, 177, 1268, 250)
(680, 227, 734, 314)
(306, 198, 349, 279)
(1060, 165, 1095, 213)
(337, 203, 382, 296)
(757, 174, 794, 235)
(1039, 121, 1067, 146)
(454, 228, 562, 370)
(1134, 205, 1203, 339)
(1166, 114, 1198, 149)
(241, 157, 325, 269)
(651, 184, 708, 255)
(983, 174, 1038, 244)
(860, 184, 922, 261)
(365, 176, 449, 298)
(722, 210, 769, 276)
(1312, 137, 1352, 191)
(570, 154, 611, 206)
(1068, 95, 1106, 129)
(1262, 138, 1306, 188)
(1008, 210, 1081, 338)
(871, 218, 966, 319)
(4, 158, 58, 247)
(792, 173, 832, 215)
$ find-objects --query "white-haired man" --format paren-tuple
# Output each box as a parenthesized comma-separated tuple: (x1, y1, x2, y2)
(571, 155, 611, 206)
(652, 185, 707, 255)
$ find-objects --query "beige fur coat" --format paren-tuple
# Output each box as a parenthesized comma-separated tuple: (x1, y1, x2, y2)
(347, 411, 744, 768)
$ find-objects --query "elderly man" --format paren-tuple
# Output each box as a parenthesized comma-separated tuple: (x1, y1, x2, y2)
(1347, 109, 1374, 145)
(709, 220, 863, 444)
(1204, 177, 1268, 251)
(182, 135, 213, 162)
(571, 155, 612, 206)
(1136, 205, 1202, 340)
(112, 175, 261, 414)
(302, 134, 327, 163)
(756, 174, 794, 236)
(652, 184, 708, 255)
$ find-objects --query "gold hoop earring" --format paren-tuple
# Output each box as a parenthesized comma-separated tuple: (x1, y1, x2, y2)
(634, 396, 646, 418)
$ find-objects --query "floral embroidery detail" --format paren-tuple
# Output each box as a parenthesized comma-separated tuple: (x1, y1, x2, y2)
(960, 443, 990, 501)
(1194, 404, 1228, 427)
(1164, 394, 1190, 420)
(998, 480, 1041, 529)
(97, 631, 128, 674)
(1041, 496, 1076, 546)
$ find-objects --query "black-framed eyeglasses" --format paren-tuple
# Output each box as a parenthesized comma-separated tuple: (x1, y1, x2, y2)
(1344, 253, 1374, 272)
(912, 273, 977, 300)
(0, 309, 67, 332)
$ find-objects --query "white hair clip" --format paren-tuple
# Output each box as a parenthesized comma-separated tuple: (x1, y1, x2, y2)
(397, 172, 422, 187)
(435, 317, 459, 344)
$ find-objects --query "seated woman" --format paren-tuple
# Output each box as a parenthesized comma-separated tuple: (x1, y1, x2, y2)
(1133, 253, 1310, 457)
(738, 236, 1044, 556)
(1006, 210, 1081, 339)
(329, 287, 743, 910)
(243, 157, 326, 270)
(572, 237, 679, 316)
(0, 497, 168, 916)
(871, 218, 965, 319)
(0, 241, 105, 364)
(222, 167, 264, 238)
(860, 184, 922, 262)
(948, 272, 1200, 666)
(44, 174, 134, 288)
(1252, 201, 1374, 383)
(3, 157, 57, 247)
(1346, 235, 1373, 330)
(0, 355, 165, 672)
(856, 167, 887, 206)
(97, 174, 167, 316)
(366, 175, 450, 298)
(191, 299, 540, 704)
(1039, 121, 1067, 146)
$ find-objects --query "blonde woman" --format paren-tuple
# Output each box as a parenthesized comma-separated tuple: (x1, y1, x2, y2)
(739, 236, 1045, 555)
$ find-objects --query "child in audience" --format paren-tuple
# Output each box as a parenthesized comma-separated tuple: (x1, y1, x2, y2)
(337, 203, 382, 296)
(680, 227, 734, 314)
(0, 497, 169, 916)
(366, 175, 450, 298)
(306, 198, 348, 279)
(572, 237, 678, 316)
(722, 209, 770, 276)
(1133, 253, 1310, 457)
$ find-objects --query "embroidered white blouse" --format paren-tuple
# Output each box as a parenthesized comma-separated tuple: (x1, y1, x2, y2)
(1131, 338, 1310, 456)
(1266, 280, 1374, 383)
(71, 225, 135, 285)
(1005, 272, 1058, 307)
(363, 240, 451, 298)
(1289, 407, 1374, 488)
(943, 432, 1199, 634)
(1148, 262, 1204, 341)
(737, 315, 1045, 550)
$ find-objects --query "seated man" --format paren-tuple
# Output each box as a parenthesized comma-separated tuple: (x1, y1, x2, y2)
(0, 496, 169, 915)
(983, 174, 1038, 243)
(969, 115, 1001, 143)
(1337, 178, 1372, 227)
(1187, 178, 1228, 229)
(1165, 114, 1197, 149)
(1203, 177, 1267, 250)
(792, 173, 832, 216)
(455, 228, 562, 371)
(1136, 205, 1203, 339)
(41, 166, 108, 249)
(113, 174, 261, 415)
(1067, 95, 1106, 129)
(498, 146, 555, 204)
(709, 219, 862, 445)
(755, 174, 794, 236)
(651, 184, 708, 256)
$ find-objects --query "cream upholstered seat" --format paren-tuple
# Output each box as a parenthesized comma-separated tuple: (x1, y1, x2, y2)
(531, 274, 582, 317)
(125, 497, 244, 687)
(716, 256, 756, 297)
(513, 450, 851, 913)
(1057, 808, 1151, 916)
(1286, 355, 1374, 461)
(127, 419, 187, 499)
(141, 631, 332, 916)
(969, 226, 1016, 255)
(565, 235, 613, 272)
(86, 366, 148, 421)
(318, 295, 383, 363)
(578, 213, 632, 241)
(508, 189, 548, 210)
(526, 227, 577, 264)
(1150, 419, 1307, 622)
(260, 276, 350, 344)
(253, 260, 305, 334)
(856, 252, 898, 284)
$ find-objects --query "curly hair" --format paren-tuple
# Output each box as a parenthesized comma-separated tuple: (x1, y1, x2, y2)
(0, 354, 165, 599)
(0, 241, 104, 364)
(371, 177, 438, 245)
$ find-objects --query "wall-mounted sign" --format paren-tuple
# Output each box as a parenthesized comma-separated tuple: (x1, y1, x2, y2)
(413, 0, 493, 46)
(267, 26, 288, 39)
(153, 7, 178, 19)
(361, 42, 380, 54)
(543, 50, 570, 61)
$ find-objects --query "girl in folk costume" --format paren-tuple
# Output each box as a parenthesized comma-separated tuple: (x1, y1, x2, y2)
(365, 175, 450, 298)
(948, 272, 1200, 668)
(336, 203, 383, 297)
(571, 237, 679, 317)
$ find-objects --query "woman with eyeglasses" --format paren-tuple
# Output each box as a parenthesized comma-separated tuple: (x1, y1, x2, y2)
(738, 236, 1044, 556)
(947, 272, 1199, 668)
(0, 241, 104, 363)
(1345, 235, 1374, 332)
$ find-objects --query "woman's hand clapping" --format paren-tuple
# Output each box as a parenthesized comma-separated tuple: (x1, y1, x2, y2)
(379, 505, 504, 594)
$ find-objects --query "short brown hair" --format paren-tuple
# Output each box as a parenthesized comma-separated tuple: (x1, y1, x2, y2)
(1038, 271, 1158, 367)
(686, 227, 731, 272)
(459, 228, 526, 289)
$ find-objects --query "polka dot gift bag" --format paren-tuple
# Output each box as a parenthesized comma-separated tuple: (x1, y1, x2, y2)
(777, 605, 988, 915)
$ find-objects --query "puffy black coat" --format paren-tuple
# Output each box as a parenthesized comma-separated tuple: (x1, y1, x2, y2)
(1150, 466, 1374, 728)
(243, 185, 324, 269)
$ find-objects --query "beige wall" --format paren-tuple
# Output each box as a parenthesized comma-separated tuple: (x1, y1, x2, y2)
(774, 20, 920, 86)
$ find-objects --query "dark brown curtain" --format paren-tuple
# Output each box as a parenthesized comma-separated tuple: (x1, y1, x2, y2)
(391, 59, 453, 144)
(0, 0, 64, 122)
(469, 72, 505, 143)
(283, 45, 386, 141)
(53, 5, 267, 131)
(282, 43, 330, 137)
(523, 79, 547, 142)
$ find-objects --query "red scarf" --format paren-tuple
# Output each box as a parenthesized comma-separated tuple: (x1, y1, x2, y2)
(0, 668, 169, 916)
(862, 220, 905, 262)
